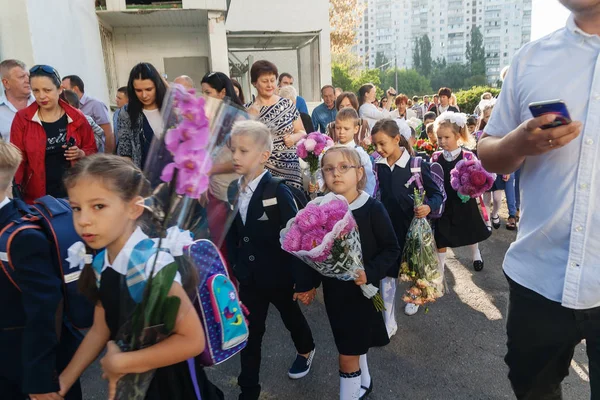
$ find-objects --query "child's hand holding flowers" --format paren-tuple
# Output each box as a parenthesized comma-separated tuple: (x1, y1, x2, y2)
(414, 204, 431, 219)
(354, 270, 367, 286)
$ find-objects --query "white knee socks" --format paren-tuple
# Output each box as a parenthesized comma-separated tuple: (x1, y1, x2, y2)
(437, 252, 447, 274)
(492, 190, 502, 218)
(340, 370, 362, 400)
(469, 243, 482, 262)
(359, 354, 371, 396)
(380, 277, 397, 333)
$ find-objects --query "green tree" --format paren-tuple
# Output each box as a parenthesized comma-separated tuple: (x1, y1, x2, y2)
(430, 63, 470, 92)
(375, 51, 390, 69)
(419, 35, 432, 77)
(412, 38, 421, 71)
(455, 86, 501, 114)
(352, 68, 382, 97)
(332, 63, 354, 92)
(466, 26, 486, 76)
(380, 68, 431, 96)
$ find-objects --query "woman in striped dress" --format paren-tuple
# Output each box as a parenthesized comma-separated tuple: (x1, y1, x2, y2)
(245, 60, 306, 189)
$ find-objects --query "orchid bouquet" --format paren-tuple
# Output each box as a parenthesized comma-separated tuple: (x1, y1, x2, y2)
(297, 132, 334, 198)
(112, 86, 247, 399)
(399, 189, 443, 307)
(450, 156, 495, 203)
(280, 193, 384, 311)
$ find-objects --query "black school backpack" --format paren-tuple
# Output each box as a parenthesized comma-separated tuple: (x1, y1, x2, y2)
(0, 196, 95, 330)
(227, 177, 308, 228)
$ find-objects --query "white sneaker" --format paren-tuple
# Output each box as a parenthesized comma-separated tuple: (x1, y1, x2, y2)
(387, 325, 398, 338)
(404, 303, 419, 316)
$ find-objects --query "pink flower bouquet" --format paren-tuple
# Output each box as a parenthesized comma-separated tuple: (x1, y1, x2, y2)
(280, 193, 384, 311)
(297, 132, 334, 198)
(450, 158, 495, 202)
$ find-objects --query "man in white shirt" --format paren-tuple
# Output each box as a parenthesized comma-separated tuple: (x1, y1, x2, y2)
(61, 75, 115, 153)
(0, 59, 35, 142)
(478, 3, 599, 398)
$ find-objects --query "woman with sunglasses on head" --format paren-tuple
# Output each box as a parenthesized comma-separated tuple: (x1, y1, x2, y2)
(116, 62, 167, 168)
(10, 64, 96, 203)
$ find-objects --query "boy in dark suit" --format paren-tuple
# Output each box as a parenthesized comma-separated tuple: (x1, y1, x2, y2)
(226, 120, 316, 400)
(0, 142, 82, 400)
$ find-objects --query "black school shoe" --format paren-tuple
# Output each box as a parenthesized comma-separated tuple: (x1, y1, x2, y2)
(474, 260, 484, 272)
(360, 379, 374, 399)
(288, 348, 316, 379)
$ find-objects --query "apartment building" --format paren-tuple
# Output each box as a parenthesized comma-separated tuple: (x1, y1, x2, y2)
(353, 0, 532, 83)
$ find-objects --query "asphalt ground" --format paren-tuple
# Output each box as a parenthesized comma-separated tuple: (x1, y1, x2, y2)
(82, 205, 591, 399)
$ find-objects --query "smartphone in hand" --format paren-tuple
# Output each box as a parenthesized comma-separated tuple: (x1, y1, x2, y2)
(528, 100, 572, 130)
(66, 137, 76, 148)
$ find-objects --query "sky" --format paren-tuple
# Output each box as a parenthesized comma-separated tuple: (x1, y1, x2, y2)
(531, 0, 570, 40)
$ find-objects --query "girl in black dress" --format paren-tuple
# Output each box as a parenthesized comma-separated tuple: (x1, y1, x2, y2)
(433, 112, 491, 273)
(371, 119, 444, 320)
(58, 154, 223, 400)
(319, 146, 401, 400)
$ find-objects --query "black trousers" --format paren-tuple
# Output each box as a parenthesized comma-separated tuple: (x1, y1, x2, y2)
(237, 284, 315, 399)
(505, 275, 600, 400)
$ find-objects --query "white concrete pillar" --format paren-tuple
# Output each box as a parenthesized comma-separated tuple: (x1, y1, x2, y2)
(207, 11, 230, 75)
(0, 0, 35, 66)
(0, 0, 111, 105)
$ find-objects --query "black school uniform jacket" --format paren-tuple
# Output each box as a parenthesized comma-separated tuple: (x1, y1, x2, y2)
(376, 152, 444, 275)
(226, 172, 315, 292)
(352, 193, 402, 285)
(0, 199, 80, 395)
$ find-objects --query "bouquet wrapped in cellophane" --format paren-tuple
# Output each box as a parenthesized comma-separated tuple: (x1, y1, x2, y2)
(280, 193, 384, 311)
(113, 86, 249, 399)
(399, 189, 444, 307)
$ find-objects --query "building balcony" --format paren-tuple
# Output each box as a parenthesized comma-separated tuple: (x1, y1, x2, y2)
(96, 0, 227, 12)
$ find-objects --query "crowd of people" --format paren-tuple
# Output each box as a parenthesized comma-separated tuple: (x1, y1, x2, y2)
(0, 2, 598, 399)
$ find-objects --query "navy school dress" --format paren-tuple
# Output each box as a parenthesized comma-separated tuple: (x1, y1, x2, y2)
(434, 150, 491, 248)
(375, 150, 444, 277)
(321, 192, 401, 355)
(96, 229, 223, 400)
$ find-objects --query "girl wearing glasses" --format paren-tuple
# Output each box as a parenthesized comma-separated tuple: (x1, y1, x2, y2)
(317, 146, 400, 400)
(371, 119, 444, 321)
(10, 64, 97, 203)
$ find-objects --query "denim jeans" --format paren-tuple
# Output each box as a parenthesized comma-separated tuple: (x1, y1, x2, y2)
(515, 168, 521, 210)
(504, 173, 517, 217)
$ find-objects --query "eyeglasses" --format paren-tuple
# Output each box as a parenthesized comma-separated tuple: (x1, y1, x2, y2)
(321, 164, 360, 175)
(30, 65, 61, 83)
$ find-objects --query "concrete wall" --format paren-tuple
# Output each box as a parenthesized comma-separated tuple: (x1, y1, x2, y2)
(226, 0, 332, 91)
(0, 0, 110, 105)
(112, 26, 210, 87)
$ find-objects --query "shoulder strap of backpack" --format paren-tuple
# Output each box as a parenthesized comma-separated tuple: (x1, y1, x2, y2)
(0, 215, 42, 291)
(431, 151, 442, 163)
(262, 177, 284, 228)
(462, 150, 475, 161)
(405, 156, 424, 191)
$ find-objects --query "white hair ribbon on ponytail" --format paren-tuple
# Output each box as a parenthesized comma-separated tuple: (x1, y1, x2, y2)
(435, 111, 468, 128)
